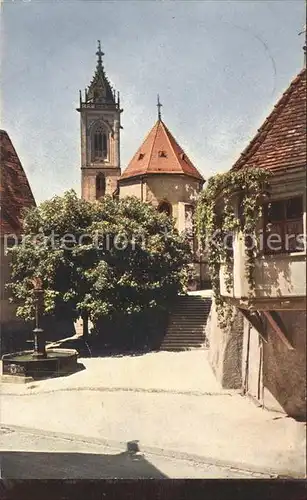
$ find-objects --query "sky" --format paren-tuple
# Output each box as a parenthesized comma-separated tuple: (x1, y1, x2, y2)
(1, 0, 306, 203)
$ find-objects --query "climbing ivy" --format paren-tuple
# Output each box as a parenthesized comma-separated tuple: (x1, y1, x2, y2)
(196, 168, 271, 328)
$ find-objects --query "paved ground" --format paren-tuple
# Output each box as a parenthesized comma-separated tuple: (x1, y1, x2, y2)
(0, 425, 269, 479)
(1, 350, 224, 395)
(1, 350, 306, 478)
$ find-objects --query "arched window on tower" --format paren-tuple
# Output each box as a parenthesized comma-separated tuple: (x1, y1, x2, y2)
(96, 173, 106, 199)
(157, 201, 172, 217)
(92, 124, 108, 162)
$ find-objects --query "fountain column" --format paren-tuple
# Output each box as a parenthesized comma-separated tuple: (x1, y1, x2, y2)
(32, 278, 46, 358)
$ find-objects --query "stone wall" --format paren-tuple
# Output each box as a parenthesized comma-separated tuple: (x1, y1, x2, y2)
(81, 167, 120, 200)
(0, 240, 19, 331)
(262, 311, 306, 420)
(206, 298, 244, 389)
(145, 175, 200, 223)
(120, 175, 200, 227)
(119, 179, 143, 200)
(241, 319, 262, 400)
(242, 310, 306, 420)
(0, 242, 32, 355)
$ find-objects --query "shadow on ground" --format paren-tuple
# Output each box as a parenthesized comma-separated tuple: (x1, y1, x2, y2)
(47, 337, 160, 358)
(0, 446, 167, 479)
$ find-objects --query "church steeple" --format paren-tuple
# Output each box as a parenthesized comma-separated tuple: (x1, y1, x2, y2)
(96, 40, 104, 67)
(78, 41, 119, 107)
(77, 42, 122, 201)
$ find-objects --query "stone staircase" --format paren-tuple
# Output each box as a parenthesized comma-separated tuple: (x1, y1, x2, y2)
(160, 295, 212, 351)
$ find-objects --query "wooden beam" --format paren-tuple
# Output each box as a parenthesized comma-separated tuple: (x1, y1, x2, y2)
(239, 308, 268, 343)
(263, 311, 294, 350)
(225, 296, 306, 311)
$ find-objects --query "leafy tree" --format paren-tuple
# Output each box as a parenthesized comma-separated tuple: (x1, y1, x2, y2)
(7, 190, 191, 335)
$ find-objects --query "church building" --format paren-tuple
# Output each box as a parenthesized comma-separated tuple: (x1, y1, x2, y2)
(77, 42, 205, 230)
(77, 42, 207, 287)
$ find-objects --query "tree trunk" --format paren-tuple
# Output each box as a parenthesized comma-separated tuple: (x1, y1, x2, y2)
(82, 312, 89, 338)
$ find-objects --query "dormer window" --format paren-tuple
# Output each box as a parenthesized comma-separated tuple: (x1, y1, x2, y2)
(91, 124, 108, 162)
(158, 150, 167, 158)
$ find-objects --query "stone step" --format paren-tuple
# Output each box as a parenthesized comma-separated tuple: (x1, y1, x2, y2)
(162, 342, 205, 346)
(160, 295, 211, 351)
(168, 322, 207, 327)
(162, 336, 205, 341)
(171, 308, 210, 312)
(169, 324, 207, 328)
(166, 332, 205, 337)
(172, 308, 211, 312)
(165, 332, 205, 341)
(163, 333, 205, 337)
(175, 298, 210, 301)
(168, 323, 207, 328)
(163, 333, 205, 338)
(170, 314, 210, 319)
(169, 317, 208, 322)
(172, 302, 211, 306)
(161, 341, 205, 347)
(161, 335, 206, 341)
(160, 345, 204, 350)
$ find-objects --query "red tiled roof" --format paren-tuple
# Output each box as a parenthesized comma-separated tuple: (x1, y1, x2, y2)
(0, 130, 36, 235)
(232, 68, 306, 172)
(120, 119, 204, 182)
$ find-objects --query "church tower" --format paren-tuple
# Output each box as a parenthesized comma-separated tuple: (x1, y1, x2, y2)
(77, 41, 122, 200)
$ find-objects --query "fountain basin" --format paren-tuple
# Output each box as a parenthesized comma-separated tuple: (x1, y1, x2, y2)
(1, 348, 79, 382)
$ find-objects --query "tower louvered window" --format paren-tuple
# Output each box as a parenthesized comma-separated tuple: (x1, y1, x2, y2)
(92, 125, 108, 161)
(96, 173, 106, 199)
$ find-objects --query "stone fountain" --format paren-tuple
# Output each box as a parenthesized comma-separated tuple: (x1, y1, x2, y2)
(1, 278, 79, 382)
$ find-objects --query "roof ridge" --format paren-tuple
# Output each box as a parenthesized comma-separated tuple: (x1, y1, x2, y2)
(146, 120, 160, 174)
(232, 68, 306, 171)
(160, 120, 185, 173)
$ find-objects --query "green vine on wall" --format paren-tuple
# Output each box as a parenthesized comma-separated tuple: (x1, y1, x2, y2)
(196, 167, 271, 328)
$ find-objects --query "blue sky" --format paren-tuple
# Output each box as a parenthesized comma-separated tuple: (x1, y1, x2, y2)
(2, 0, 305, 203)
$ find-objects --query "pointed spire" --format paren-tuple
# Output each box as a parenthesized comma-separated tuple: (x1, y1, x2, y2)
(157, 94, 162, 121)
(96, 40, 104, 67)
(78, 41, 117, 107)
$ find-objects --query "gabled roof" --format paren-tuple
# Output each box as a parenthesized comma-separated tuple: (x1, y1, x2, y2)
(120, 119, 204, 182)
(232, 68, 306, 172)
(0, 130, 36, 235)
